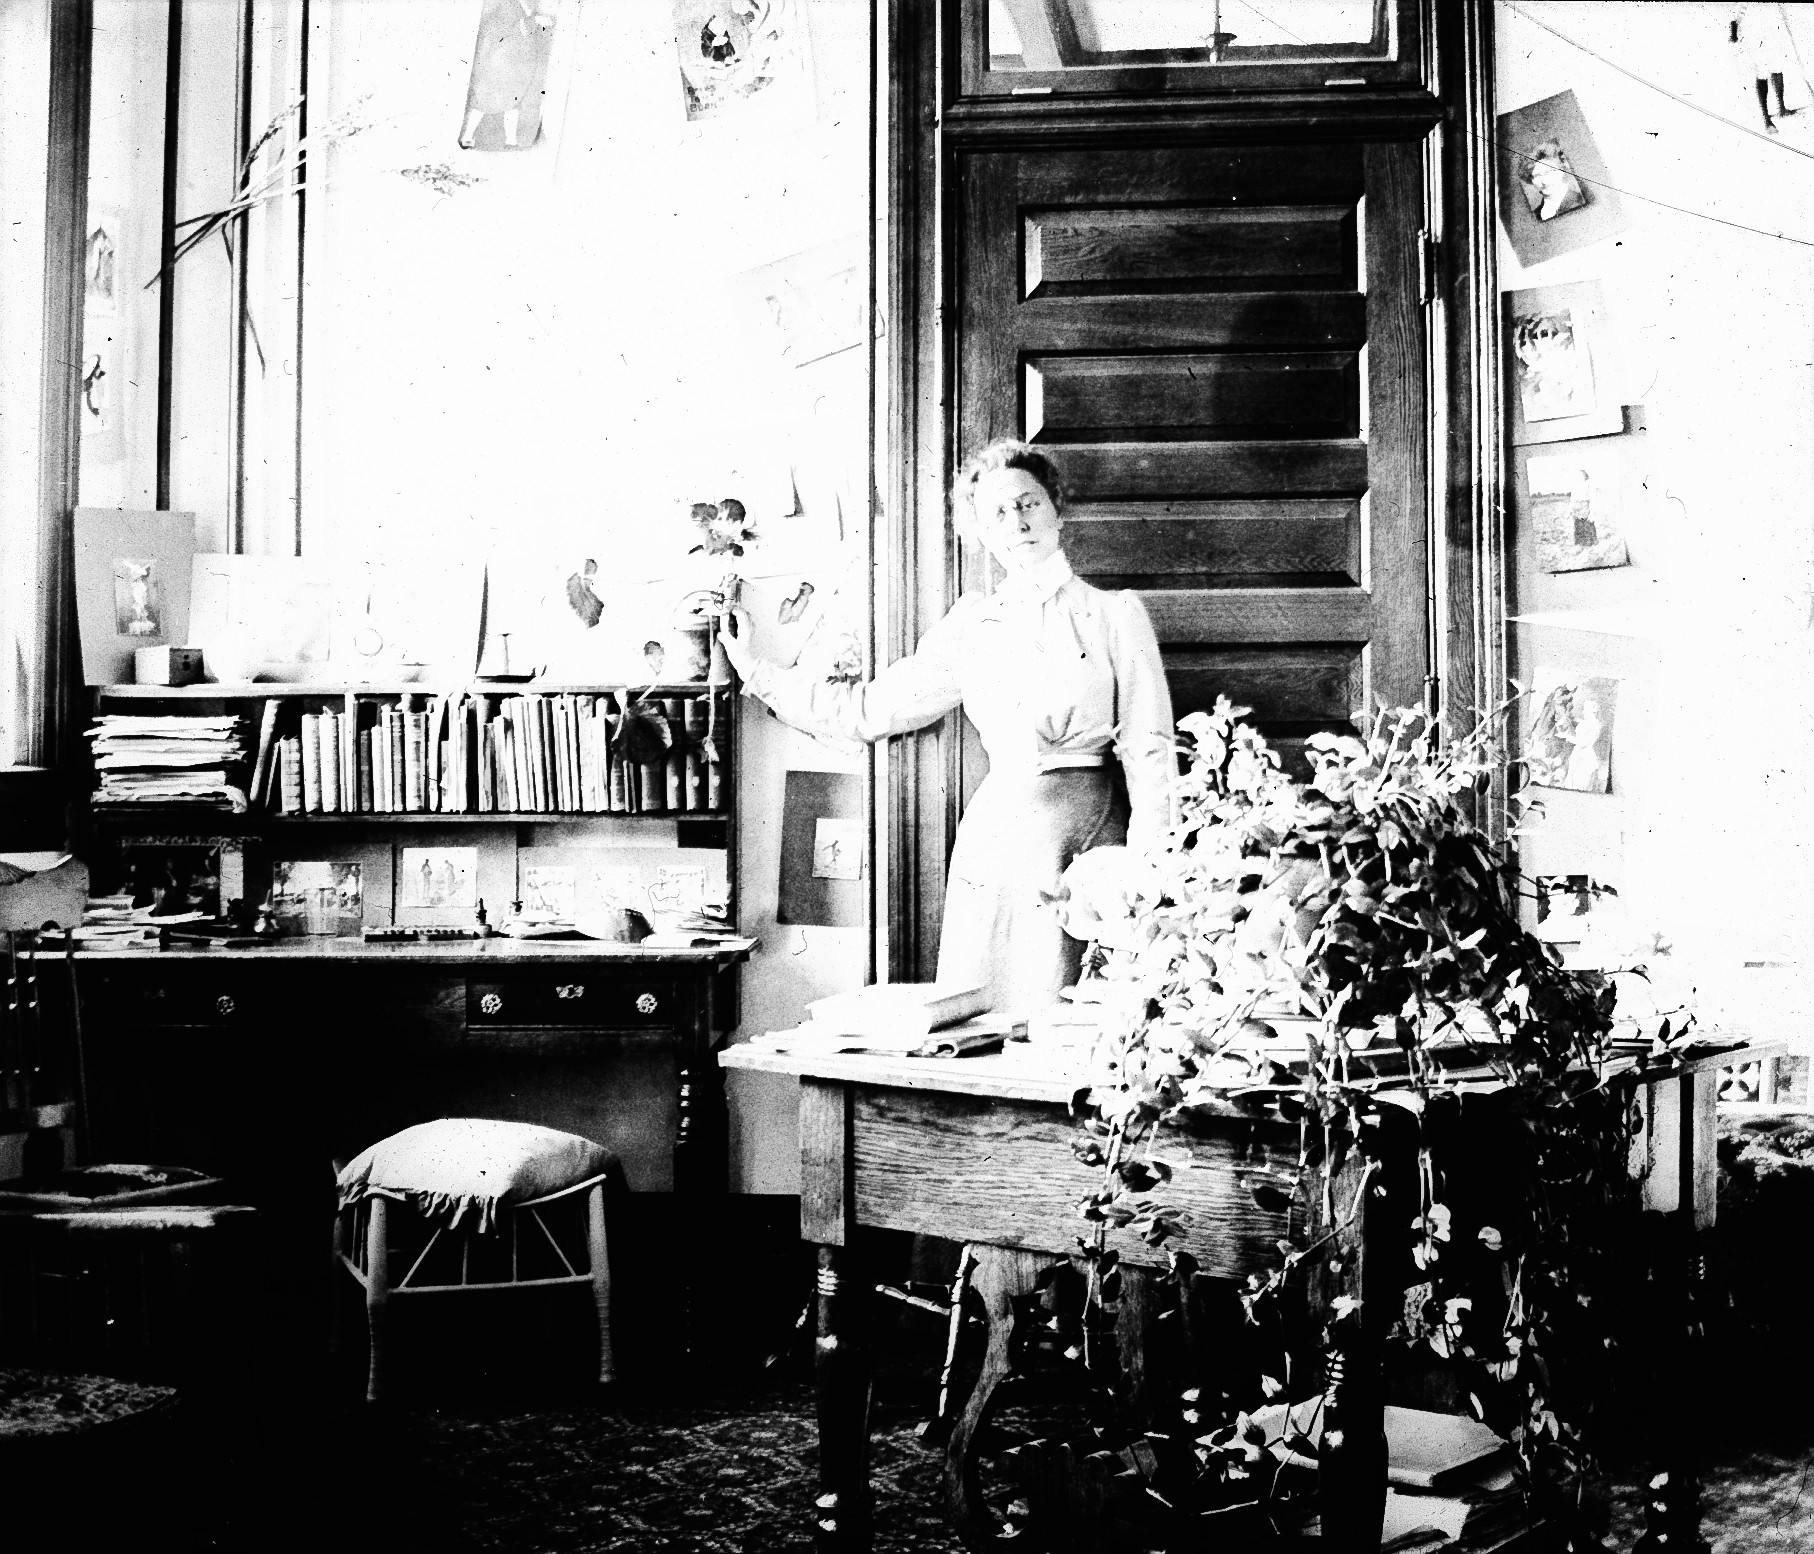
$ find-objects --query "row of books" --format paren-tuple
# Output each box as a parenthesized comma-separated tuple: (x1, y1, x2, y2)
(88, 714, 251, 812)
(248, 691, 726, 817)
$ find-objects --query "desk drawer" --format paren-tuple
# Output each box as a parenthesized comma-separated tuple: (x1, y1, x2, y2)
(466, 976, 678, 1028)
(97, 972, 256, 1026)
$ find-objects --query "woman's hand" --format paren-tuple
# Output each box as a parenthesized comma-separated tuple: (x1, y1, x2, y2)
(717, 606, 757, 677)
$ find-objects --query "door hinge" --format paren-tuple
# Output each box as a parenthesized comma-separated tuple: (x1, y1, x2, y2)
(1418, 232, 1440, 305)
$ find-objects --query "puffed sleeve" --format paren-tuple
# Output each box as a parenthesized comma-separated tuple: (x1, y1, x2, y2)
(1105, 591, 1176, 853)
(738, 598, 970, 744)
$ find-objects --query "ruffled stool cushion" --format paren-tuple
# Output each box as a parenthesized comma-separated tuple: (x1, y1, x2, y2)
(336, 1118, 613, 1233)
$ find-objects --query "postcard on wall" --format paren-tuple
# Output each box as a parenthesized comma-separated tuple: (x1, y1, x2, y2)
(1496, 89, 1624, 267)
(396, 845, 479, 925)
(1525, 451, 1630, 573)
(1506, 281, 1623, 446)
(672, 0, 814, 127)
(1534, 874, 1611, 945)
(74, 509, 196, 685)
(1525, 676, 1619, 795)
(271, 860, 364, 937)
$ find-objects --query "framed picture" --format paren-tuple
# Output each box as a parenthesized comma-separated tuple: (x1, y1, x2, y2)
(458, 0, 560, 152)
(1505, 281, 1623, 446)
(73, 509, 197, 685)
(271, 860, 364, 937)
(1495, 90, 1624, 267)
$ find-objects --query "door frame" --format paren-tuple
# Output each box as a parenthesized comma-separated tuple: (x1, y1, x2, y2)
(881, 0, 1502, 983)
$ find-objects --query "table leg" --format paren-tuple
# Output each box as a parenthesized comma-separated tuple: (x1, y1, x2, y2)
(814, 1241, 874, 1553)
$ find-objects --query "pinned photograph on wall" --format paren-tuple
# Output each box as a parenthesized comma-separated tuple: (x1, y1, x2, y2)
(1524, 676, 1619, 794)
(85, 208, 119, 316)
(1527, 452, 1629, 573)
(1534, 874, 1612, 945)
(271, 860, 363, 936)
(778, 769, 862, 927)
(397, 846, 479, 924)
(1506, 281, 1623, 445)
(672, 0, 814, 127)
(74, 509, 196, 684)
(458, 0, 560, 151)
(1496, 90, 1624, 266)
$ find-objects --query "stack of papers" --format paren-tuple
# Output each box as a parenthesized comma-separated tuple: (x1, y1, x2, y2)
(48, 891, 207, 952)
(89, 715, 251, 812)
(749, 983, 1013, 1057)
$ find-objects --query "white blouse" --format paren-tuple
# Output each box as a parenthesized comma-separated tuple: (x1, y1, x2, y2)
(740, 552, 1176, 850)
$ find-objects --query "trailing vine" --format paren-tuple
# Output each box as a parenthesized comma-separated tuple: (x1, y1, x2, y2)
(1054, 698, 1641, 1545)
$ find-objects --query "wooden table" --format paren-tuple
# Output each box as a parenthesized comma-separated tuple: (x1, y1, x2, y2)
(721, 1037, 1780, 1553)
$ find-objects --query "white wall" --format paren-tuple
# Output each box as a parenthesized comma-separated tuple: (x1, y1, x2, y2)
(292, 0, 874, 1191)
(1497, 1, 1814, 1029)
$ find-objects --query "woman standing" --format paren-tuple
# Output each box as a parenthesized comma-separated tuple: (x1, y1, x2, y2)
(718, 440, 1175, 1019)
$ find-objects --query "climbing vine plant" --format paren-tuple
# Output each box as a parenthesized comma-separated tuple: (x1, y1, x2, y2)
(1055, 699, 1637, 1545)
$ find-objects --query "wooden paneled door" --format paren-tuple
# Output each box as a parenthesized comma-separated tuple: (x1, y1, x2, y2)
(955, 138, 1432, 771)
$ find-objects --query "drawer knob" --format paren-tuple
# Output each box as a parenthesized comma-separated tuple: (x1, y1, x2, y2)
(215, 994, 236, 1018)
(556, 984, 586, 1001)
(479, 992, 504, 1016)
(635, 992, 659, 1016)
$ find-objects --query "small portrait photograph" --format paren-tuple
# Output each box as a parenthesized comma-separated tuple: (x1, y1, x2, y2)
(85, 211, 118, 315)
(811, 816, 863, 880)
(1516, 138, 1588, 223)
(272, 860, 364, 936)
(1525, 676, 1619, 794)
(399, 846, 478, 912)
(113, 557, 162, 638)
(1527, 453, 1629, 573)
(1496, 90, 1623, 266)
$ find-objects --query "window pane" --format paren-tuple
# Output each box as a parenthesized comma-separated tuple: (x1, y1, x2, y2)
(988, 0, 1386, 70)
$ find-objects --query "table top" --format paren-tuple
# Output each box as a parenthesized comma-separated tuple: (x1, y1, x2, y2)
(53, 935, 759, 967)
(719, 1032, 1788, 1105)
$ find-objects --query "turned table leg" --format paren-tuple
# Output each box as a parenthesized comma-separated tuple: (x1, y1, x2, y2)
(814, 1242, 874, 1552)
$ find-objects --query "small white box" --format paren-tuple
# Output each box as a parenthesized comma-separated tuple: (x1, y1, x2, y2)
(133, 644, 205, 685)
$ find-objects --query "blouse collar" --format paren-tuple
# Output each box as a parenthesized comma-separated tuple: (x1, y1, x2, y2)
(994, 549, 1074, 607)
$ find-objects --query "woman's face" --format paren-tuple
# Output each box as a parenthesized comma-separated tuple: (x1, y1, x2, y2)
(968, 465, 1064, 573)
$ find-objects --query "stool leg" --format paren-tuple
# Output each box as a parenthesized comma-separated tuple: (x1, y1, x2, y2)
(586, 1183, 614, 1385)
(364, 1197, 391, 1404)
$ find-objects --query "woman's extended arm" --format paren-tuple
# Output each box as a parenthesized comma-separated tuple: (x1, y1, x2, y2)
(721, 603, 967, 745)
(1106, 592, 1176, 853)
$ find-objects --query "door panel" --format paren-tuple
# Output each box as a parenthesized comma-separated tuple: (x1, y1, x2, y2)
(958, 138, 1430, 761)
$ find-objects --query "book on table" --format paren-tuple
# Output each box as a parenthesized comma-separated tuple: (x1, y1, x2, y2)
(802, 982, 989, 1038)
(749, 1014, 1016, 1058)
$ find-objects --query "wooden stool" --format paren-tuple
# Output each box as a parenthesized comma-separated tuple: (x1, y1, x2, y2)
(333, 1118, 616, 1402)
